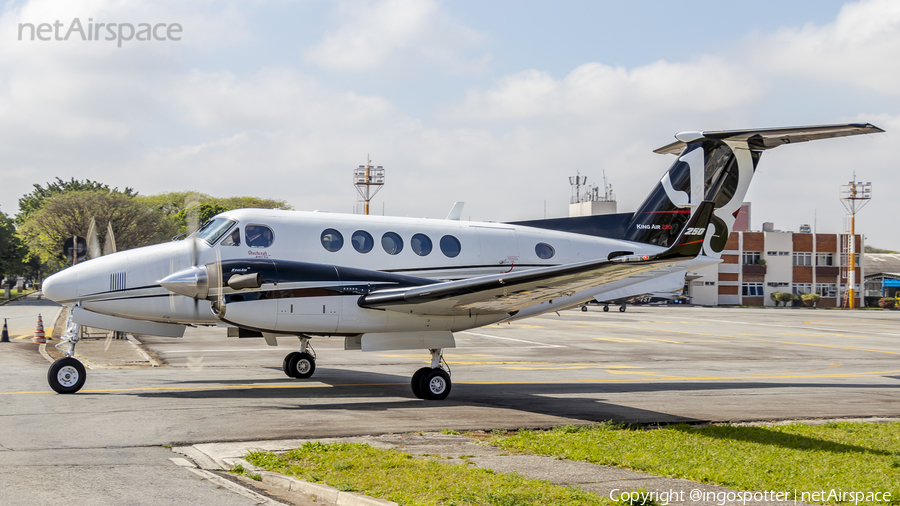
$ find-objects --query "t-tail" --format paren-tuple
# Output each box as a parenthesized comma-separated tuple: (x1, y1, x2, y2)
(512, 123, 883, 258)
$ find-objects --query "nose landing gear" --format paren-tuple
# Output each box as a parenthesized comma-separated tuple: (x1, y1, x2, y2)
(48, 309, 87, 394)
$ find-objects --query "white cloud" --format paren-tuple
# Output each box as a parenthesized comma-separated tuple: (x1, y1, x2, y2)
(0, 0, 897, 252)
(304, 0, 488, 73)
(441, 57, 762, 123)
(747, 0, 900, 95)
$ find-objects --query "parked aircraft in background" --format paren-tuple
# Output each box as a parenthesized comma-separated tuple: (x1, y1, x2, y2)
(42, 123, 883, 399)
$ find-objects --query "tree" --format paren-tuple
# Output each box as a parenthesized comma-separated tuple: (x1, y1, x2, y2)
(16, 177, 135, 226)
(137, 192, 292, 235)
(0, 212, 27, 285)
(18, 191, 177, 273)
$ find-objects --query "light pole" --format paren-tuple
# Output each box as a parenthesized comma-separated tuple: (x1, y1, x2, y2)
(839, 174, 872, 309)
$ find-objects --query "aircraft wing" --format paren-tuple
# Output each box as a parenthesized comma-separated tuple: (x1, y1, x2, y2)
(359, 201, 714, 316)
(653, 123, 884, 155)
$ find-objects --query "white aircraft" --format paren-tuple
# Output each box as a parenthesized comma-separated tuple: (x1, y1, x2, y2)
(41, 123, 883, 399)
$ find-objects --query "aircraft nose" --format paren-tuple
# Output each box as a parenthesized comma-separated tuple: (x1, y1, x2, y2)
(42, 269, 77, 303)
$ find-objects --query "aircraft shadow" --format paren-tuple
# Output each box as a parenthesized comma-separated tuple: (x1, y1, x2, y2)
(133, 367, 899, 425)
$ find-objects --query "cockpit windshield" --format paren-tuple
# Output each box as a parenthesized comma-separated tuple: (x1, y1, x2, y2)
(194, 218, 235, 245)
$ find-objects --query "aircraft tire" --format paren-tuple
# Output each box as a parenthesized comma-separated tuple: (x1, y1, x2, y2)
(419, 369, 451, 401)
(48, 357, 86, 394)
(603, 305, 609, 312)
(581, 305, 588, 312)
(410, 367, 430, 399)
(288, 352, 316, 379)
(619, 305, 627, 312)
(283, 352, 301, 378)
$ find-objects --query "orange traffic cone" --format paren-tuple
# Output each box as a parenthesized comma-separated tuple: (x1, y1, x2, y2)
(32, 314, 46, 344)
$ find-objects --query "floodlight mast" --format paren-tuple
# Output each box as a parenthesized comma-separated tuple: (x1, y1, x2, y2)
(353, 158, 385, 215)
(839, 173, 872, 309)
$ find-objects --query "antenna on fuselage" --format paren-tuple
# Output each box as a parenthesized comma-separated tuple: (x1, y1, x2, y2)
(354, 157, 384, 215)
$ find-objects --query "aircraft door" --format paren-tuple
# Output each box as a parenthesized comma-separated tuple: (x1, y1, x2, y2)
(474, 226, 520, 271)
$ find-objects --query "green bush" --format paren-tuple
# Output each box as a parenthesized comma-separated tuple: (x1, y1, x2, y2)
(800, 293, 821, 307)
(769, 292, 795, 307)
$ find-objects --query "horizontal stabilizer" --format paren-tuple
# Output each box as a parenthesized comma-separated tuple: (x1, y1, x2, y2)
(654, 123, 884, 155)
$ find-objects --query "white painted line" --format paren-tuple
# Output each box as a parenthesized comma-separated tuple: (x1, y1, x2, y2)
(458, 331, 564, 348)
(38, 343, 53, 363)
(654, 315, 900, 338)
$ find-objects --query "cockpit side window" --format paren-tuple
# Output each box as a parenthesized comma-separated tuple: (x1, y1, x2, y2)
(195, 218, 235, 245)
(246, 225, 274, 248)
(220, 228, 241, 247)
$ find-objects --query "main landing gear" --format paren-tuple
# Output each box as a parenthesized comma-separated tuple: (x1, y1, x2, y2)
(48, 310, 86, 394)
(411, 348, 451, 401)
(282, 336, 316, 379)
(602, 303, 627, 312)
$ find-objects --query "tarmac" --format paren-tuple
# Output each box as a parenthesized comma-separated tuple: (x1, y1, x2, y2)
(22, 293, 895, 506)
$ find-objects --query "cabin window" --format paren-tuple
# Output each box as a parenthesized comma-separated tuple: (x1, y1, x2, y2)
(246, 225, 275, 248)
(320, 229, 343, 252)
(382, 232, 403, 255)
(352, 230, 374, 253)
(535, 243, 555, 259)
(220, 229, 241, 247)
(195, 218, 235, 245)
(440, 235, 461, 258)
(411, 233, 432, 256)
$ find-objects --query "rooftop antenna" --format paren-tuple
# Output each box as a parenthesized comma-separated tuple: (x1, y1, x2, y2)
(839, 172, 872, 309)
(569, 170, 587, 204)
(353, 155, 385, 215)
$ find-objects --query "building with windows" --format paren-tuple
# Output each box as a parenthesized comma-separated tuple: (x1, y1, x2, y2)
(687, 227, 863, 307)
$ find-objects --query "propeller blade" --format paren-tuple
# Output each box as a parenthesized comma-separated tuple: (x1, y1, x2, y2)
(104, 221, 117, 255)
(86, 218, 101, 259)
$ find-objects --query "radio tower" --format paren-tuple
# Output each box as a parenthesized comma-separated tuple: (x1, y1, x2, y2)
(839, 173, 872, 309)
(353, 158, 385, 215)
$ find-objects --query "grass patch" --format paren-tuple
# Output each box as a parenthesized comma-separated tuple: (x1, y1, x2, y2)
(228, 462, 261, 481)
(492, 422, 900, 505)
(244, 441, 608, 506)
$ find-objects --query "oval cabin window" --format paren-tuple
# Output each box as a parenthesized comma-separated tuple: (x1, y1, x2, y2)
(535, 243, 555, 259)
(351, 230, 374, 253)
(411, 233, 433, 256)
(440, 235, 461, 258)
(381, 232, 403, 255)
(320, 229, 344, 252)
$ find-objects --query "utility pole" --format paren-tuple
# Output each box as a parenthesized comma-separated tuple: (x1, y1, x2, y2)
(839, 174, 872, 309)
(353, 158, 385, 215)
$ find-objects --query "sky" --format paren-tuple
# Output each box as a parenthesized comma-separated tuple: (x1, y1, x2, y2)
(0, 0, 898, 249)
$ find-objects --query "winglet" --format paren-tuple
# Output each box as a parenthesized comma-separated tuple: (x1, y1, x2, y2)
(446, 202, 465, 221)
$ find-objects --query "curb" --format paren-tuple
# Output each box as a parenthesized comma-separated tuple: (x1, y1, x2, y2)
(257, 470, 397, 506)
(222, 457, 397, 506)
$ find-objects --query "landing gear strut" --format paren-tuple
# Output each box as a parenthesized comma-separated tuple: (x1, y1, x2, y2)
(283, 336, 316, 379)
(48, 308, 86, 394)
(411, 348, 451, 400)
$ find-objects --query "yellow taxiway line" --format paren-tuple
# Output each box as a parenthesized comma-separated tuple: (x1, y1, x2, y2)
(3, 367, 898, 396)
